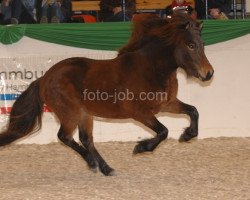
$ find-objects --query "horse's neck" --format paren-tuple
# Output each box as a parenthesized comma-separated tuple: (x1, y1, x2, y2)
(136, 41, 178, 89)
(140, 40, 178, 73)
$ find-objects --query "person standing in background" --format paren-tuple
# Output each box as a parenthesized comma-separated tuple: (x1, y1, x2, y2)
(0, 0, 12, 24)
(195, 0, 231, 19)
(39, 0, 63, 23)
(99, 0, 135, 22)
(10, 0, 37, 24)
(1, 0, 37, 24)
(60, 0, 71, 22)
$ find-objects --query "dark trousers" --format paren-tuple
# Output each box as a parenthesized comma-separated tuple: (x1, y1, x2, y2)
(11, 0, 36, 24)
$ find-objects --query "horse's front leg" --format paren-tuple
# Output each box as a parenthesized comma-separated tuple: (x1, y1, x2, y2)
(133, 114, 168, 154)
(161, 99, 199, 142)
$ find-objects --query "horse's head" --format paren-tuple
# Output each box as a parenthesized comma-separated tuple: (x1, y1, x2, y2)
(119, 13, 214, 81)
(169, 15, 214, 81)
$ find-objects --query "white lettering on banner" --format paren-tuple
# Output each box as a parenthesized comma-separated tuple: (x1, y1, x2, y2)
(0, 61, 51, 122)
(0, 69, 45, 80)
(0, 56, 78, 125)
(0, 84, 28, 93)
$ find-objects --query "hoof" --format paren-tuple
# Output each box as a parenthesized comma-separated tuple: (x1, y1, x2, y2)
(133, 143, 146, 154)
(179, 134, 189, 142)
(179, 127, 198, 142)
(179, 133, 197, 143)
(100, 165, 116, 176)
(104, 168, 116, 176)
(87, 159, 99, 172)
(90, 166, 99, 173)
(133, 138, 159, 154)
(133, 140, 153, 154)
(107, 169, 116, 176)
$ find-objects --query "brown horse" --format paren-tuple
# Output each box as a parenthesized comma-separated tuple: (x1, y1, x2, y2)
(0, 14, 214, 176)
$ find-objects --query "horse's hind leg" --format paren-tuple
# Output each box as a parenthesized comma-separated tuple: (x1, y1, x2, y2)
(57, 125, 97, 172)
(133, 114, 168, 154)
(161, 99, 199, 142)
(78, 115, 115, 176)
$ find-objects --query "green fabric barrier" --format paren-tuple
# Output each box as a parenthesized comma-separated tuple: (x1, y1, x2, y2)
(1, 20, 250, 50)
(202, 20, 250, 45)
(25, 22, 131, 50)
(0, 25, 26, 45)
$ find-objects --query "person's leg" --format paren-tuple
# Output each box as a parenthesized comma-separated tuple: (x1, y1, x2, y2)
(20, 0, 37, 23)
(60, 0, 72, 23)
(50, 3, 61, 23)
(10, 0, 23, 22)
(55, 3, 64, 22)
(0, 2, 15, 24)
(1, 3, 12, 20)
(40, 4, 48, 23)
(0, 13, 7, 25)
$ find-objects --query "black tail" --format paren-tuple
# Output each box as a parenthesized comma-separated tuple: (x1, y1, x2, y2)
(0, 79, 43, 146)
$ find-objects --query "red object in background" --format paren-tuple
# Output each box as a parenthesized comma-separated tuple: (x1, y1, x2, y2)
(0, 107, 12, 114)
(71, 15, 97, 23)
(171, 0, 191, 8)
(0, 105, 52, 114)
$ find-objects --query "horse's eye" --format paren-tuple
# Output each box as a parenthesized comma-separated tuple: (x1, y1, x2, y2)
(187, 43, 195, 50)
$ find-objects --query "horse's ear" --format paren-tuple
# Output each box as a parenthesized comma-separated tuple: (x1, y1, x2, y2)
(198, 21, 203, 30)
(184, 22, 191, 30)
(179, 22, 190, 30)
(185, 22, 190, 30)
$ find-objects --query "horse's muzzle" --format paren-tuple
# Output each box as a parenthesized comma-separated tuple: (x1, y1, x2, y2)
(202, 70, 214, 81)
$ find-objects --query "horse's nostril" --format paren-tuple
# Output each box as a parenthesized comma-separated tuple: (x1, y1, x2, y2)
(206, 70, 214, 80)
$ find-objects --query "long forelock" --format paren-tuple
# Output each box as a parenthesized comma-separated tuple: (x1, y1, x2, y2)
(159, 15, 201, 46)
(118, 13, 201, 55)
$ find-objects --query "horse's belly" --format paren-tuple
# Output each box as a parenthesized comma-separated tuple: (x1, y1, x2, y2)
(81, 101, 129, 119)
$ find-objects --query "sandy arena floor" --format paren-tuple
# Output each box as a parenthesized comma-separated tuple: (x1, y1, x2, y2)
(0, 137, 249, 200)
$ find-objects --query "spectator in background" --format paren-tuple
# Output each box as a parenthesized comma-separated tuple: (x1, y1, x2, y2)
(165, 0, 196, 19)
(99, 0, 135, 22)
(0, 0, 12, 24)
(10, 0, 37, 24)
(60, 0, 71, 23)
(40, 0, 63, 23)
(195, 0, 231, 19)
